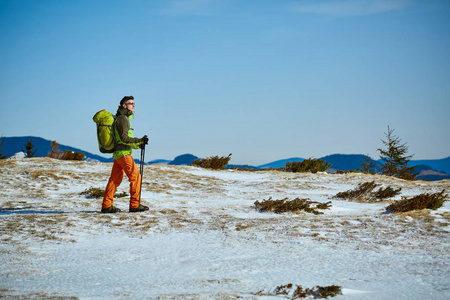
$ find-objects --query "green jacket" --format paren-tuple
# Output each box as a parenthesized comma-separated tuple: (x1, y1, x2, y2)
(113, 106, 143, 160)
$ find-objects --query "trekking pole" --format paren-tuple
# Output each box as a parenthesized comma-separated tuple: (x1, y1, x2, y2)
(139, 144, 145, 206)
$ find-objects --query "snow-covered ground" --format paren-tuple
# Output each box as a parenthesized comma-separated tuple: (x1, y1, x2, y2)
(1, 158, 449, 299)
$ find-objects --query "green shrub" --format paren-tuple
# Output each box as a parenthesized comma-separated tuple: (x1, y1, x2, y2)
(335, 181, 378, 200)
(273, 283, 293, 295)
(114, 191, 128, 198)
(334, 181, 401, 202)
(293, 285, 342, 299)
(80, 187, 128, 199)
(190, 153, 232, 170)
(386, 190, 447, 213)
(372, 186, 402, 199)
(254, 197, 332, 215)
(80, 187, 104, 198)
(61, 150, 85, 161)
(285, 159, 331, 173)
(258, 283, 342, 299)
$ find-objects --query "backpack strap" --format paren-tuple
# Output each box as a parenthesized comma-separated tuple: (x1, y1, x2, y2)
(113, 115, 132, 151)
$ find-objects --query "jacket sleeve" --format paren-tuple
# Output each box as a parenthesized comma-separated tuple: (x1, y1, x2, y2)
(115, 116, 142, 145)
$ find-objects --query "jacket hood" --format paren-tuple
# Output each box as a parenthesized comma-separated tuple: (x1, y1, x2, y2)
(116, 106, 134, 118)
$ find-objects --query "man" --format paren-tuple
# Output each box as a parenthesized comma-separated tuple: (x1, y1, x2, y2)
(101, 96, 149, 213)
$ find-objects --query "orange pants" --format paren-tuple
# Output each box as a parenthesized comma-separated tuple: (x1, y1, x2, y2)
(102, 155, 141, 209)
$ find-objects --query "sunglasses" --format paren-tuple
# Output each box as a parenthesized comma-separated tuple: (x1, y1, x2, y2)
(126, 102, 135, 106)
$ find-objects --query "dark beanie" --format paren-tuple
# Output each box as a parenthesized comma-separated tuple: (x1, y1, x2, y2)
(120, 96, 134, 106)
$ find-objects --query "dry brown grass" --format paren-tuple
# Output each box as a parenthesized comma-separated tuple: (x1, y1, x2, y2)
(142, 181, 172, 194)
(0, 289, 79, 299)
(0, 213, 73, 242)
(398, 210, 434, 221)
(1, 159, 449, 256)
(24, 169, 84, 181)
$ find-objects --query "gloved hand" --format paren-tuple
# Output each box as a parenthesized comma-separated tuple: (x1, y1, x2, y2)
(140, 135, 149, 149)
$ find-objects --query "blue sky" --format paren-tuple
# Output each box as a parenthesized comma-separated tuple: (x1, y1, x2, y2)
(1, 0, 449, 165)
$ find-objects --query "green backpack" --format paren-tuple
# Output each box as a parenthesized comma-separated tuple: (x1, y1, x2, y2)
(93, 110, 118, 153)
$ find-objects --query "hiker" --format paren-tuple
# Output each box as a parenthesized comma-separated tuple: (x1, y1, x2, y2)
(101, 96, 149, 213)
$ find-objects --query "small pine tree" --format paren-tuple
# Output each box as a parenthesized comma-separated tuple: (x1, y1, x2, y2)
(23, 140, 37, 158)
(377, 126, 416, 180)
(0, 135, 8, 159)
(358, 154, 376, 174)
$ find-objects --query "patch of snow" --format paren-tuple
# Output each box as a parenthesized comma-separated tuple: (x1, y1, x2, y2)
(0, 159, 449, 299)
(9, 151, 26, 159)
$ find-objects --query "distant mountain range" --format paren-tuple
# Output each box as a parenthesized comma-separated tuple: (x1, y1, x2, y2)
(257, 157, 304, 169)
(257, 155, 384, 171)
(1, 136, 113, 162)
(2, 136, 449, 181)
(167, 154, 198, 165)
(254, 154, 449, 181)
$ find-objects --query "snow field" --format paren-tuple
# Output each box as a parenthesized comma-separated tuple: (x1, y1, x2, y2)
(1, 158, 449, 299)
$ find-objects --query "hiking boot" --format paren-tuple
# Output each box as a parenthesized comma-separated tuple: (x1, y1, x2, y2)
(129, 204, 149, 213)
(101, 206, 122, 213)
